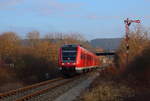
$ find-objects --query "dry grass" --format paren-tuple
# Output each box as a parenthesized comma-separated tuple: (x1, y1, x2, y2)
(0, 82, 24, 93)
(0, 66, 24, 93)
(81, 73, 135, 101)
(83, 83, 133, 101)
(0, 67, 14, 85)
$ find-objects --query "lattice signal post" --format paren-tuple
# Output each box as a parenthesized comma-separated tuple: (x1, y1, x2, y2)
(124, 18, 140, 64)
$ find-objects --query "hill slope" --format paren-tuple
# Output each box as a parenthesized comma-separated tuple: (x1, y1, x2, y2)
(90, 38, 122, 50)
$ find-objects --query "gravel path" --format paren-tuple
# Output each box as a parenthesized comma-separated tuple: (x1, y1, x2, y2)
(54, 72, 99, 101)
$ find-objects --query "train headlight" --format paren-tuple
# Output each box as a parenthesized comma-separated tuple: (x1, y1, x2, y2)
(73, 63, 76, 65)
(62, 63, 64, 65)
(59, 67, 62, 70)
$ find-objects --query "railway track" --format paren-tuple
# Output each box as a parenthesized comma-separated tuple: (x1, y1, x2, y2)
(0, 77, 77, 101)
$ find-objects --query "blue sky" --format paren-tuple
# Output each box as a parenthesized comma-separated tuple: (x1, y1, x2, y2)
(0, 0, 150, 40)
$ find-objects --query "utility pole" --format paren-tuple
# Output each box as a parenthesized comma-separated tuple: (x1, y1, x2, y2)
(124, 18, 140, 64)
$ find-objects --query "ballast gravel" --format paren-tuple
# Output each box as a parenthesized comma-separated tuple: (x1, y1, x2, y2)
(54, 72, 99, 101)
(18, 71, 99, 101)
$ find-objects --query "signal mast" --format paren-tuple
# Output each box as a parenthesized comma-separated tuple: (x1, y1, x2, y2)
(124, 18, 141, 64)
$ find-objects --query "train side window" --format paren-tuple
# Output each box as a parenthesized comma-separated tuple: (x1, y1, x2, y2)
(90, 56, 91, 61)
(81, 54, 83, 61)
(81, 54, 84, 59)
(84, 54, 86, 60)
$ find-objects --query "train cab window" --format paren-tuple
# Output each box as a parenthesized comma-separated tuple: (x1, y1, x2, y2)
(62, 45, 77, 63)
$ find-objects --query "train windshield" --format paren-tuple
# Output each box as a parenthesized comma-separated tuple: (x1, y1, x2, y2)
(62, 45, 77, 63)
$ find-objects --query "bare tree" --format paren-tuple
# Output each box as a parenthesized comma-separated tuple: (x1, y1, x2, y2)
(27, 31, 40, 47)
(0, 32, 20, 63)
(115, 25, 150, 70)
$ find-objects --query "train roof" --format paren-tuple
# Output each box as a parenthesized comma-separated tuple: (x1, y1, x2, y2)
(61, 44, 97, 57)
(62, 44, 79, 48)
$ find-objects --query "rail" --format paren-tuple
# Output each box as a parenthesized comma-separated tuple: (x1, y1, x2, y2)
(0, 77, 63, 100)
(16, 79, 74, 101)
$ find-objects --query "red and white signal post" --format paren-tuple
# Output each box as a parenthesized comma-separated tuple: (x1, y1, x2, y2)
(124, 18, 141, 64)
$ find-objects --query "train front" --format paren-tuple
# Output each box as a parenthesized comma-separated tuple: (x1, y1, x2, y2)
(59, 44, 78, 76)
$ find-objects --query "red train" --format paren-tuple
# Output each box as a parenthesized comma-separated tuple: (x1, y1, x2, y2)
(58, 44, 100, 76)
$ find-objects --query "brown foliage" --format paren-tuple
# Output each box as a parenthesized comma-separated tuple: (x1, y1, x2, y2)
(0, 32, 20, 63)
(125, 43, 150, 84)
(0, 31, 93, 88)
(114, 26, 150, 86)
(114, 26, 149, 70)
